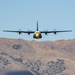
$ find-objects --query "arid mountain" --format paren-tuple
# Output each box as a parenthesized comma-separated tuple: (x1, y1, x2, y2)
(0, 38, 75, 75)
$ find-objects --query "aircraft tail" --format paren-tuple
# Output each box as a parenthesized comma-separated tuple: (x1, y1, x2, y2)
(37, 21, 38, 31)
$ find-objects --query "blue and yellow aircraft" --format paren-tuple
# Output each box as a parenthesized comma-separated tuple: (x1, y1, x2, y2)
(3, 21, 72, 39)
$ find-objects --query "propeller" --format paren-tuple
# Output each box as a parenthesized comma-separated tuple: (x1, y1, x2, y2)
(18, 29, 22, 35)
(54, 29, 57, 35)
(27, 29, 30, 35)
(45, 29, 48, 35)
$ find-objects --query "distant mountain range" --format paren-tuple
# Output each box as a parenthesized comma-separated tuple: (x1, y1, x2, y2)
(0, 38, 75, 75)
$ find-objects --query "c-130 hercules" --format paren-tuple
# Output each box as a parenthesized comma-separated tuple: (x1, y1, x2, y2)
(3, 21, 72, 39)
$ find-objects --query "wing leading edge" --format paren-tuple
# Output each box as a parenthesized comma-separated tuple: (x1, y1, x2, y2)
(3, 30, 35, 34)
(3, 30, 72, 34)
(40, 30, 72, 34)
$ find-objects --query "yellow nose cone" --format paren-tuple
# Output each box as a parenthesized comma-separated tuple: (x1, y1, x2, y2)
(36, 33, 40, 38)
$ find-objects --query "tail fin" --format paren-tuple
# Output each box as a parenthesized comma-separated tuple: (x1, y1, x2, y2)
(37, 21, 38, 31)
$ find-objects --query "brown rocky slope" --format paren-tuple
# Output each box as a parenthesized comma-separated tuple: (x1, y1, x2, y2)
(0, 38, 75, 75)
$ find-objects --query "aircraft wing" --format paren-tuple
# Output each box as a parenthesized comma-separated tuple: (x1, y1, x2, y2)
(40, 30, 72, 34)
(3, 30, 35, 34)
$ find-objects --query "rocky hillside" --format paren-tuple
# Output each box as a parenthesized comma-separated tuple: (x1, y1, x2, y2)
(0, 38, 75, 75)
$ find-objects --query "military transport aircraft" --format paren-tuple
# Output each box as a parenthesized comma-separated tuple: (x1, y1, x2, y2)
(3, 21, 72, 39)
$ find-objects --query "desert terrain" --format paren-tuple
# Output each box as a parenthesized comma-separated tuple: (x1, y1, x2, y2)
(0, 38, 75, 75)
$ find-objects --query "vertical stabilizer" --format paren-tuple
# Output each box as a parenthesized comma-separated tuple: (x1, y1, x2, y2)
(37, 21, 38, 31)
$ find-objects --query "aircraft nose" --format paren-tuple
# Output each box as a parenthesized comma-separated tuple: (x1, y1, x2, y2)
(36, 33, 40, 38)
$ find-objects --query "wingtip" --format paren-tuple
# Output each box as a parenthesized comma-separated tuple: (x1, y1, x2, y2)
(69, 30, 72, 32)
(3, 30, 5, 32)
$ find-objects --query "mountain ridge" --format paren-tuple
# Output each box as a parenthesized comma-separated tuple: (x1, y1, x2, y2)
(0, 38, 75, 75)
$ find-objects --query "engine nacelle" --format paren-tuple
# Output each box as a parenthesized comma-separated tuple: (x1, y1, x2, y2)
(28, 33, 30, 35)
(54, 32, 57, 35)
(19, 32, 21, 35)
(45, 33, 47, 35)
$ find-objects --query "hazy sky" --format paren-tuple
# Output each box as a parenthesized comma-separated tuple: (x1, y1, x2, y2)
(0, 0, 75, 41)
